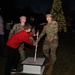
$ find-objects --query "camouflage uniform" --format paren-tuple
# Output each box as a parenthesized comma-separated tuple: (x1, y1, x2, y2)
(9, 23, 32, 61)
(39, 21, 58, 64)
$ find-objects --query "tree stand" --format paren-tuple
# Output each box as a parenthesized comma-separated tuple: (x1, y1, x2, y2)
(21, 57, 45, 75)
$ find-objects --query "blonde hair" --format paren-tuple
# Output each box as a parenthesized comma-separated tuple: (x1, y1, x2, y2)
(20, 16, 26, 20)
(46, 14, 52, 18)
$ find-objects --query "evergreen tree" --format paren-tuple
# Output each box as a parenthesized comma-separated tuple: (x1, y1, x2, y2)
(50, 0, 67, 32)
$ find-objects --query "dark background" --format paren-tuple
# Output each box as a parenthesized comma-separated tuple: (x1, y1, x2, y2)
(0, 0, 75, 24)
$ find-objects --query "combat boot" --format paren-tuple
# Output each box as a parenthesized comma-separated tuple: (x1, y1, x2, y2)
(45, 64, 54, 75)
(45, 60, 51, 66)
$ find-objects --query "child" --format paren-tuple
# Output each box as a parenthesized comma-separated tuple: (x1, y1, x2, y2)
(5, 30, 35, 75)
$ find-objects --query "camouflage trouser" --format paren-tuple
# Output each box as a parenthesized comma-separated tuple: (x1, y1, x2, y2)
(18, 37, 35, 61)
(18, 43, 25, 61)
(43, 39, 58, 63)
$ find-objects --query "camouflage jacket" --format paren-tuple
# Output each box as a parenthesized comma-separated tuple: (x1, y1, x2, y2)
(9, 23, 32, 38)
(39, 21, 58, 41)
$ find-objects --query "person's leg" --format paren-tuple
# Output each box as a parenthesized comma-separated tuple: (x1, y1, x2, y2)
(43, 40, 50, 60)
(50, 47, 57, 64)
(50, 39, 58, 64)
(13, 49, 20, 69)
(45, 40, 58, 75)
(18, 43, 25, 61)
(5, 46, 15, 75)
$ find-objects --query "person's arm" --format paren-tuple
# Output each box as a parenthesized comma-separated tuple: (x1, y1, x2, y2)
(27, 33, 35, 37)
(49, 21, 58, 42)
(38, 26, 46, 40)
(36, 26, 46, 43)
(23, 32, 33, 45)
(8, 24, 17, 38)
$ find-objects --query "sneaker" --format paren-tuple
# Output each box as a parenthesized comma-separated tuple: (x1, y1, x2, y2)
(11, 69, 17, 74)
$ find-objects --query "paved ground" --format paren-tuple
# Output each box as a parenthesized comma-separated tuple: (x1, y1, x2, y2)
(0, 32, 75, 75)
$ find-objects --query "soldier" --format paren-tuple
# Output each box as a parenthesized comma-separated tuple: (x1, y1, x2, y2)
(8, 16, 33, 62)
(36, 14, 58, 66)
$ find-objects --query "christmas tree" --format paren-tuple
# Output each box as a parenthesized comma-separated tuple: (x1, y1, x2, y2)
(50, 0, 67, 32)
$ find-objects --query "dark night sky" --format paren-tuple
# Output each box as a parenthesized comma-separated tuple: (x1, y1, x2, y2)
(13, 0, 75, 18)
(16, 0, 75, 13)
(0, 0, 75, 20)
(15, 0, 52, 14)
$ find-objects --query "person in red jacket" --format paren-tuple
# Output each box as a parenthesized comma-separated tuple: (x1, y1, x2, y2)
(5, 30, 35, 75)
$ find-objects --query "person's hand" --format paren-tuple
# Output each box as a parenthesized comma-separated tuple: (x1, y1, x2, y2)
(49, 38, 53, 43)
(33, 42, 37, 46)
(33, 38, 40, 46)
(33, 34, 37, 36)
(36, 38, 40, 43)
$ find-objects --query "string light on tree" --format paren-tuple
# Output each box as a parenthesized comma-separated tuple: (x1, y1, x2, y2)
(50, 0, 67, 32)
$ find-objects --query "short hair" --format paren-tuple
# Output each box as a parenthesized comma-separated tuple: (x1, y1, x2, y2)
(20, 16, 26, 20)
(46, 14, 52, 18)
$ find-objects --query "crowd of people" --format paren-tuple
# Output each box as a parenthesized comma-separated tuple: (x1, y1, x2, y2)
(0, 13, 59, 75)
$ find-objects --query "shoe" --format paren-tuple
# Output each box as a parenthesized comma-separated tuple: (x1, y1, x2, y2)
(11, 69, 17, 74)
(11, 68, 22, 74)
(45, 61, 51, 66)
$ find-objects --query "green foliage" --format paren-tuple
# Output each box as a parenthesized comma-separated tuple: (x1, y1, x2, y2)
(50, 0, 67, 32)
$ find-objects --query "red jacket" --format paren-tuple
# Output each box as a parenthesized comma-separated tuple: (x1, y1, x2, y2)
(6, 30, 34, 49)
